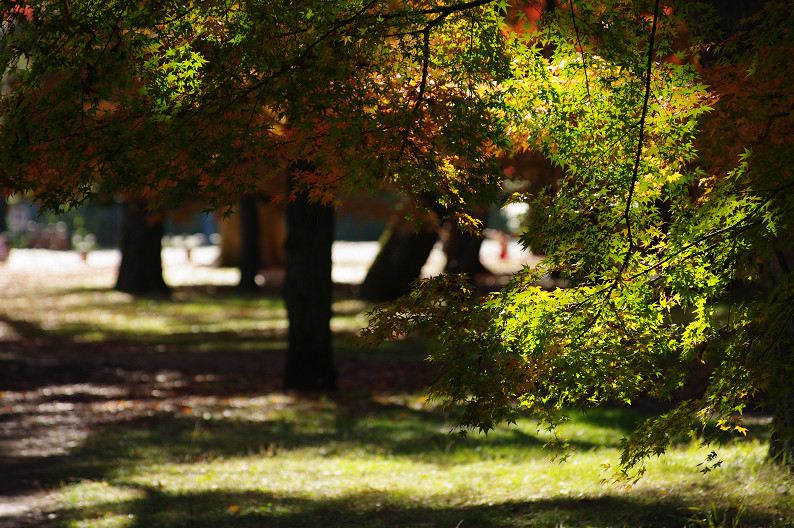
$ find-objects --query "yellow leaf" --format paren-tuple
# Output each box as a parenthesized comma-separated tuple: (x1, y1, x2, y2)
(735, 426, 748, 436)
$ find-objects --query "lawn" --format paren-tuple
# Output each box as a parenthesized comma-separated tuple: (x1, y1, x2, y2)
(1, 255, 792, 528)
(50, 399, 792, 528)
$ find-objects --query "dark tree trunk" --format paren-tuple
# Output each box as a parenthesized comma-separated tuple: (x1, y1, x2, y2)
(0, 196, 7, 233)
(769, 359, 794, 464)
(359, 215, 439, 302)
(237, 194, 261, 291)
(443, 209, 490, 277)
(444, 230, 486, 276)
(115, 198, 169, 295)
(767, 248, 794, 465)
(283, 162, 336, 391)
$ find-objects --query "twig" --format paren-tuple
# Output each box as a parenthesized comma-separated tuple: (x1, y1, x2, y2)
(575, 0, 666, 337)
(569, 0, 590, 99)
(412, 12, 451, 113)
(620, 0, 661, 274)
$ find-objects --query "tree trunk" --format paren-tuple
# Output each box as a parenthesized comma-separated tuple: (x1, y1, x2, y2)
(115, 198, 169, 295)
(769, 362, 794, 464)
(216, 200, 286, 268)
(444, 229, 487, 276)
(0, 196, 7, 233)
(767, 248, 794, 465)
(359, 213, 439, 302)
(283, 162, 336, 391)
(443, 209, 490, 277)
(237, 194, 261, 291)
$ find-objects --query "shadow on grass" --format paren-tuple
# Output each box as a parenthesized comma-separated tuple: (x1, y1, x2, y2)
(49, 484, 779, 528)
(0, 313, 50, 338)
(51, 411, 532, 482)
(52, 396, 663, 490)
(3, 284, 782, 528)
(573, 406, 773, 447)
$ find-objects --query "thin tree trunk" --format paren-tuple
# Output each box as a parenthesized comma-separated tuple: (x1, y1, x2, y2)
(283, 161, 336, 391)
(0, 195, 7, 233)
(767, 248, 794, 464)
(769, 365, 794, 464)
(237, 193, 261, 291)
(115, 198, 169, 295)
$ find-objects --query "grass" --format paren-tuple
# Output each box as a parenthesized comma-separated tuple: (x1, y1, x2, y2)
(2, 267, 793, 527)
(47, 400, 792, 528)
(0, 279, 371, 352)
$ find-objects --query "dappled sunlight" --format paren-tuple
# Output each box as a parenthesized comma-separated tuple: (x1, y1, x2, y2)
(4, 349, 791, 528)
(50, 418, 790, 528)
(0, 254, 379, 347)
(35, 382, 791, 527)
(0, 279, 290, 344)
(2, 250, 791, 528)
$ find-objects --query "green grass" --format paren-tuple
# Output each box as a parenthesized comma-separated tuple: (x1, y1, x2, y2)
(3, 275, 793, 527)
(45, 395, 793, 528)
(0, 281, 375, 353)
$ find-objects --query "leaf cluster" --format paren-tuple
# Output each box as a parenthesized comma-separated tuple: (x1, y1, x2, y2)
(362, 0, 794, 481)
(1, 0, 514, 211)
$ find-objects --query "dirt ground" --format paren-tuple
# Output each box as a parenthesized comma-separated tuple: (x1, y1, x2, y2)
(0, 242, 535, 527)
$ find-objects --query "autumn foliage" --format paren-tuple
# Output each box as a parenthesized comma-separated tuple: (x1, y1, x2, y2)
(362, 0, 794, 480)
(3, 0, 794, 478)
(1, 0, 511, 219)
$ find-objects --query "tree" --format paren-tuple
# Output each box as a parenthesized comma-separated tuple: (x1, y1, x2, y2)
(115, 197, 169, 294)
(215, 197, 286, 269)
(359, 196, 497, 302)
(0, 194, 7, 233)
(362, 0, 794, 480)
(236, 193, 262, 291)
(0, 1, 509, 390)
(283, 160, 337, 390)
(9, 0, 789, 475)
(359, 199, 440, 301)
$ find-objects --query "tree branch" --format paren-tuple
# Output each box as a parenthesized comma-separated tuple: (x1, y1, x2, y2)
(569, 0, 590, 99)
(621, 0, 661, 273)
(412, 12, 451, 114)
(420, 0, 496, 16)
(570, 179, 794, 340)
(573, 0, 665, 337)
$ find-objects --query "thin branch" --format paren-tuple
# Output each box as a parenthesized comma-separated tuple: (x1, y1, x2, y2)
(412, 12, 450, 114)
(88, 0, 135, 74)
(278, 0, 381, 38)
(570, 182, 794, 297)
(421, 0, 496, 16)
(204, 0, 495, 120)
(60, 0, 75, 30)
(152, 3, 201, 27)
(569, 0, 590, 99)
(278, 0, 496, 38)
(574, 0, 669, 338)
(413, 26, 433, 114)
(230, 0, 382, 102)
(398, 4, 465, 156)
(620, 0, 661, 274)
